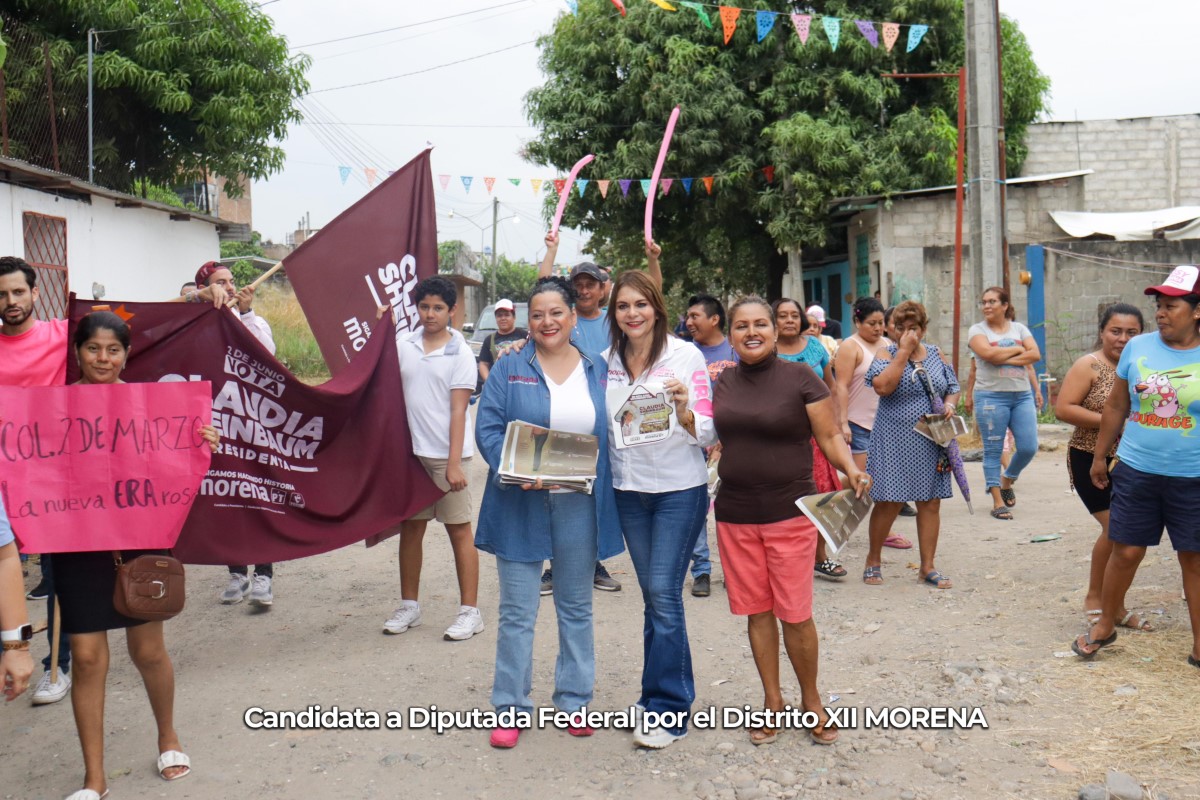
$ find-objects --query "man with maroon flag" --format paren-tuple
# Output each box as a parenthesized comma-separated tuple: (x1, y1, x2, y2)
(181, 261, 280, 608)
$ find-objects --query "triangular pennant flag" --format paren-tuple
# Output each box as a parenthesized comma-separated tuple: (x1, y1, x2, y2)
(648, 0, 676, 9)
(790, 13, 811, 44)
(484, 177, 497, 194)
(679, 1, 713, 28)
(762, 166, 775, 183)
(822, 17, 840, 50)
(619, 179, 632, 197)
(508, 178, 521, 186)
(639, 179, 652, 197)
(338, 166, 351, 185)
(598, 180, 610, 198)
(576, 178, 589, 197)
(661, 178, 674, 195)
(531, 178, 543, 194)
(610, 0, 626, 16)
(855, 20, 878, 47)
(564, 0, 577, 14)
(719, 6, 741, 45)
(756, 10, 777, 42)
(681, 177, 693, 194)
(552, 178, 567, 194)
(438, 174, 450, 191)
(364, 167, 377, 186)
(702, 176, 714, 194)
(882, 22, 900, 52)
(906, 24, 929, 52)
(461, 175, 473, 193)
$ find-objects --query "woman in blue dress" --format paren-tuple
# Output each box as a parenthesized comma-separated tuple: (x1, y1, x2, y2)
(861, 301, 960, 589)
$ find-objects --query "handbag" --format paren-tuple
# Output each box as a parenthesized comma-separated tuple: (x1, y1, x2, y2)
(112, 552, 186, 621)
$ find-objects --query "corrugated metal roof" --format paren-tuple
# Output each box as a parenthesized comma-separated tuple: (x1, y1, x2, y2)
(829, 169, 1094, 214)
(0, 155, 229, 227)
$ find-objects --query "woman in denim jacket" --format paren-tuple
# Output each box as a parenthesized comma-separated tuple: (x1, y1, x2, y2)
(474, 277, 624, 749)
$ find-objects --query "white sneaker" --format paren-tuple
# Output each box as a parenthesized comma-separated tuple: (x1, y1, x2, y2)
(248, 574, 273, 606)
(634, 725, 687, 749)
(31, 668, 71, 705)
(443, 605, 484, 641)
(220, 573, 250, 604)
(383, 601, 422, 634)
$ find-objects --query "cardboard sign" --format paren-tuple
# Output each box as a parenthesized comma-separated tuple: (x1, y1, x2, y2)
(1, 382, 212, 553)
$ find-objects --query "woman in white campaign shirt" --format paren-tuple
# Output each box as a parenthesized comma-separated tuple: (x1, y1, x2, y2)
(603, 270, 716, 749)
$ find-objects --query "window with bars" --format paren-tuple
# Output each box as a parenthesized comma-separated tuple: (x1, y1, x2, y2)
(22, 212, 68, 320)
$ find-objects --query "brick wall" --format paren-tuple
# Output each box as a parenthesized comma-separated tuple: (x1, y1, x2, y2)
(1021, 115, 1200, 211)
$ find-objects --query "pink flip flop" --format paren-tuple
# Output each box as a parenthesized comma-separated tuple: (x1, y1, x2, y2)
(883, 534, 912, 550)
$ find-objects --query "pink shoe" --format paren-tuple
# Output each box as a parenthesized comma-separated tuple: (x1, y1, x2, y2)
(490, 727, 521, 748)
(568, 726, 594, 737)
(883, 534, 912, 550)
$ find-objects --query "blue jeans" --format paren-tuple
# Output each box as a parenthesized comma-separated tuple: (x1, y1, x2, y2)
(974, 389, 1039, 489)
(41, 555, 71, 672)
(690, 514, 711, 578)
(492, 492, 597, 715)
(615, 484, 709, 735)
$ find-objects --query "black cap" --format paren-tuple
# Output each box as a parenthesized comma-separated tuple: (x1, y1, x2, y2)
(569, 262, 605, 282)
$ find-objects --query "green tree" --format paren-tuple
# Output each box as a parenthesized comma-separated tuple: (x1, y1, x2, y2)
(220, 236, 265, 285)
(6, 0, 308, 194)
(482, 256, 538, 305)
(525, 0, 1049, 297)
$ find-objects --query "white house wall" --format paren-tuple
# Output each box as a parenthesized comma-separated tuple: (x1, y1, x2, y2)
(0, 183, 220, 304)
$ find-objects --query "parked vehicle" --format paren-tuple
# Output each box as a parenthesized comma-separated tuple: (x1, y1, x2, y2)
(468, 302, 529, 357)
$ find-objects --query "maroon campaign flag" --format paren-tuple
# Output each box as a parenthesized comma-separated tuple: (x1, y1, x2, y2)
(1, 382, 213, 553)
(285, 148, 438, 374)
(68, 298, 443, 565)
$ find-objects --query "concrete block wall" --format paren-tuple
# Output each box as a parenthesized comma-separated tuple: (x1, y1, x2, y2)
(1021, 115, 1200, 211)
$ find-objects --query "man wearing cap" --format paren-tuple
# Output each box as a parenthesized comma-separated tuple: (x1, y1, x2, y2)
(180, 261, 279, 607)
(1073, 265, 1200, 666)
(0, 256, 72, 705)
(806, 304, 842, 341)
(477, 299, 526, 385)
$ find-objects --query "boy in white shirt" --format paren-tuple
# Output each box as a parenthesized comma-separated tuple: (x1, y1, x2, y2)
(386, 277, 483, 641)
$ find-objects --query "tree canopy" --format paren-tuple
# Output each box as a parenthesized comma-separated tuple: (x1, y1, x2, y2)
(5, 0, 308, 194)
(525, 0, 1049, 297)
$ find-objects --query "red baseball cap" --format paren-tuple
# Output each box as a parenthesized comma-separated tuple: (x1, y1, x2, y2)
(1145, 265, 1200, 297)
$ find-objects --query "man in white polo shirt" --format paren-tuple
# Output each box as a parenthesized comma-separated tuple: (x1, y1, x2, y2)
(386, 276, 483, 641)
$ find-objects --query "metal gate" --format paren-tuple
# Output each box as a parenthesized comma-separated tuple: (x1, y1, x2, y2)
(22, 211, 68, 320)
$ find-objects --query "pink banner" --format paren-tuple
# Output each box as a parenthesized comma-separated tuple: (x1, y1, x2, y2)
(550, 154, 594, 237)
(2, 382, 213, 553)
(645, 105, 681, 245)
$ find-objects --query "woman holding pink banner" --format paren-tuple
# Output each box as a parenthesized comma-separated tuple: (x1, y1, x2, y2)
(55, 312, 219, 800)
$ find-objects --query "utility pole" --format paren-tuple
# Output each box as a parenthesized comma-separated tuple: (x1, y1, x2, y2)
(490, 196, 499, 303)
(964, 0, 1006, 292)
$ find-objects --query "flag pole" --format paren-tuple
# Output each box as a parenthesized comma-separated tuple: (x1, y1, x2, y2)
(225, 261, 285, 308)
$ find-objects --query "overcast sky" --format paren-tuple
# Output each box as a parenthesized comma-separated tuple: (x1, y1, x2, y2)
(250, 0, 1198, 262)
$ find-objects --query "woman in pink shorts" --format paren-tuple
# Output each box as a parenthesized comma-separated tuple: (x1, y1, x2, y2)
(712, 297, 871, 747)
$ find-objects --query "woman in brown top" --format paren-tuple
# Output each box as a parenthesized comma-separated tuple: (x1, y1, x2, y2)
(713, 297, 869, 747)
(1054, 304, 1149, 630)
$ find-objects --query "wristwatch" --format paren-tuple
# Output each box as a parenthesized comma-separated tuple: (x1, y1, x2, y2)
(1, 624, 33, 650)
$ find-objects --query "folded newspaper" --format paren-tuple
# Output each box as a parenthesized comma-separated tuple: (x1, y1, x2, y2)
(913, 413, 969, 446)
(498, 420, 598, 494)
(796, 488, 873, 555)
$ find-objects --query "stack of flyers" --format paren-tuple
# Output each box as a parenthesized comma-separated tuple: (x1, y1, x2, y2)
(498, 420, 598, 494)
(796, 488, 873, 555)
(913, 413, 969, 446)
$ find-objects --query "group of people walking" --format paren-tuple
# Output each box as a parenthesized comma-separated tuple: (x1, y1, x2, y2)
(6, 241, 1199, 797)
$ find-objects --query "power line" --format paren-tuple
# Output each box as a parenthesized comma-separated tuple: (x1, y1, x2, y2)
(290, 1, 531, 49)
(303, 121, 536, 129)
(306, 39, 538, 94)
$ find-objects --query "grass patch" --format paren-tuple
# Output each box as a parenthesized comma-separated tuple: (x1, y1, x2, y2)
(253, 284, 331, 385)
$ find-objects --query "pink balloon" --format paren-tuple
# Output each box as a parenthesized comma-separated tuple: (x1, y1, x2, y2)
(550, 154, 595, 237)
(645, 106, 681, 246)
